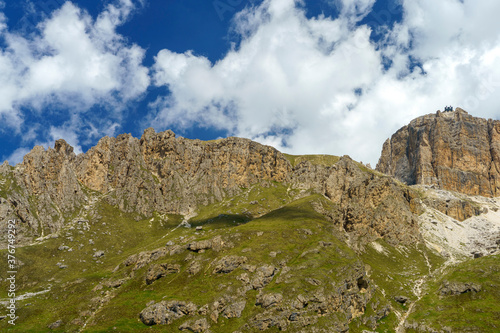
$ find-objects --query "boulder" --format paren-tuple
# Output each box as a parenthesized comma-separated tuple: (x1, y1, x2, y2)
(256, 293, 283, 308)
(188, 235, 224, 252)
(251, 265, 277, 289)
(47, 320, 62, 329)
(145, 263, 180, 285)
(439, 281, 482, 296)
(212, 256, 248, 274)
(394, 296, 408, 304)
(179, 318, 210, 332)
(140, 300, 198, 326)
(222, 301, 246, 318)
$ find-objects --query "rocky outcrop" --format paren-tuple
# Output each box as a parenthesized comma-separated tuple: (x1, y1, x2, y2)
(256, 293, 283, 308)
(17, 140, 84, 234)
(138, 259, 373, 331)
(377, 108, 500, 197)
(0, 130, 292, 246)
(212, 255, 248, 274)
(179, 318, 210, 332)
(221, 301, 246, 319)
(188, 236, 225, 252)
(76, 129, 292, 216)
(438, 280, 482, 296)
(145, 263, 180, 285)
(319, 156, 422, 247)
(1, 128, 423, 248)
(140, 300, 198, 325)
(422, 191, 482, 221)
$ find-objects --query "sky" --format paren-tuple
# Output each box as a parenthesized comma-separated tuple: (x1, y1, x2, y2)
(1, 0, 500, 166)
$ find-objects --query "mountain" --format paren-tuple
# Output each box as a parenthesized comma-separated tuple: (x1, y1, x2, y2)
(376, 108, 500, 197)
(1, 111, 499, 333)
(0, 128, 420, 250)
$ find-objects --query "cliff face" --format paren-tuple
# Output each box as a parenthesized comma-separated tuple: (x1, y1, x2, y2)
(75, 129, 292, 216)
(376, 108, 500, 197)
(0, 128, 421, 248)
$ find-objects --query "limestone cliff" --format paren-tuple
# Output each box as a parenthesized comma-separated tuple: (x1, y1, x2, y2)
(0, 128, 421, 248)
(75, 129, 291, 216)
(376, 108, 500, 197)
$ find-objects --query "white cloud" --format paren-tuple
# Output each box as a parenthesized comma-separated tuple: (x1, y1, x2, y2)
(0, 0, 149, 152)
(336, 0, 377, 21)
(151, 0, 500, 165)
(3, 112, 122, 165)
(5, 147, 31, 165)
(3, 0, 500, 167)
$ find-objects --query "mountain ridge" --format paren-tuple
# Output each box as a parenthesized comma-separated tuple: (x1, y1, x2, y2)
(0, 110, 499, 332)
(0, 127, 422, 250)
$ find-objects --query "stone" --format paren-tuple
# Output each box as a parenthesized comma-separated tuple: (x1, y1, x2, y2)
(105, 278, 128, 288)
(122, 247, 169, 271)
(145, 263, 180, 285)
(439, 280, 482, 296)
(473, 252, 484, 259)
(198, 304, 209, 316)
(140, 300, 198, 326)
(251, 265, 277, 289)
(188, 236, 224, 252)
(56, 262, 68, 269)
(377, 108, 500, 197)
(212, 256, 248, 274)
(188, 261, 202, 275)
(47, 320, 63, 329)
(222, 301, 246, 318)
(394, 296, 408, 304)
(179, 318, 210, 332)
(305, 278, 322, 286)
(256, 293, 283, 308)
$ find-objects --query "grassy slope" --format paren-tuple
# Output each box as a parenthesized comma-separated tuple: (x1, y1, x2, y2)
(406, 254, 500, 332)
(349, 238, 446, 333)
(0, 190, 359, 332)
(88, 195, 359, 332)
(1, 153, 498, 332)
(0, 197, 185, 332)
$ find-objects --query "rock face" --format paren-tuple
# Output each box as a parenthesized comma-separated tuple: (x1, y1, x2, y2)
(377, 108, 500, 197)
(0, 128, 422, 249)
(75, 129, 292, 216)
(321, 157, 422, 247)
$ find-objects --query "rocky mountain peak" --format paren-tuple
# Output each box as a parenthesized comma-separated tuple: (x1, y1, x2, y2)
(376, 108, 500, 197)
(2, 121, 500, 333)
(0, 128, 423, 250)
(54, 139, 74, 156)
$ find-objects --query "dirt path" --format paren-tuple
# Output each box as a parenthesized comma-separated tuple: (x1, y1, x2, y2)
(395, 250, 457, 332)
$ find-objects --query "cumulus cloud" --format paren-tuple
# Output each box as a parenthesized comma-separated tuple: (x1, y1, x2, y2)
(5, 112, 122, 165)
(3, 0, 500, 166)
(151, 0, 500, 165)
(0, 0, 149, 159)
(5, 147, 32, 166)
(152, 0, 382, 157)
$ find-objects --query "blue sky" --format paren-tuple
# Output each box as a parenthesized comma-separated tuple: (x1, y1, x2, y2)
(1, 0, 500, 166)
